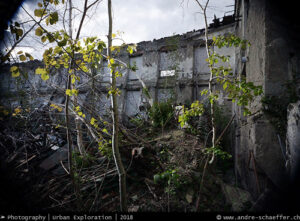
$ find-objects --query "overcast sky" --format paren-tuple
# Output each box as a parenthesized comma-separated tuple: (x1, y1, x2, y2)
(12, 0, 234, 58)
(82, 0, 235, 43)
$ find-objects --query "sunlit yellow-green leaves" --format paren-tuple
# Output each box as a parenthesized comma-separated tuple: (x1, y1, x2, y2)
(25, 53, 34, 61)
(45, 12, 59, 25)
(41, 36, 47, 43)
(90, 117, 99, 129)
(90, 117, 97, 125)
(70, 74, 80, 84)
(33, 28, 108, 83)
(102, 128, 108, 134)
(35, 27, 43, 36)
(178, 101, 204, 128)
(77, 111, 85, 118)
(127, 44, 136, 54)
(50, 103, 62, 112)
(34, 9, 47, 17)
(43, 0, 64, 5)
(212, 34, 250, 49)
(74, 106, 86, 118)
(223, 81, 228, 90)
(10, 66, 20, 78)
(19, 55, 26, 61)
(16, 51, 33, 63)
(10, 51, 33, 78)
(65, 89, 78, 96)
(35, 67, 49, 81)
(109, 58, 115, 65)
(108, 87, 121, 96)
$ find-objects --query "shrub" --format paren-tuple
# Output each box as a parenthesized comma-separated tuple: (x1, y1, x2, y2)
(148, 100, 175, 129)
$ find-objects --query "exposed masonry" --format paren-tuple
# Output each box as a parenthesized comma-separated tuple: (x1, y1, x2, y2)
(0, 15, 236, 124)
(234, 0, 300, 206)
(3, 3, 300, 205)
(2, 1, 300, 207)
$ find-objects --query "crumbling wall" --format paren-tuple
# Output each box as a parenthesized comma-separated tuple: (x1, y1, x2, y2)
(234, 0, 300, 203)
(0, 21, 236, 125)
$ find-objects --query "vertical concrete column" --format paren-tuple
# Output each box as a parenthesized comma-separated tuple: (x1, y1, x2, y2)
(119, 54, 130, 123)
(154, 50, 160, 103)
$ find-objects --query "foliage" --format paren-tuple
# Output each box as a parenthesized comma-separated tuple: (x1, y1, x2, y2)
(148, 100, 175, 129)
(205, 146, 232, 160)
(72, 152, 97, 169)
(178, 34, 263, 163)
(180, 101, 231, 148)
(206, 34, 263, 116)
(178, 101, 204, 128)
(98, 139, 112, 158)
(153, 168, 182, 195)
(129, 116, 144, 128)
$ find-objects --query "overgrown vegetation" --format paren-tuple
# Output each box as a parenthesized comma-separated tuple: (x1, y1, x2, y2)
(148, 100, 175, 130)
(0, 0, 258, 213)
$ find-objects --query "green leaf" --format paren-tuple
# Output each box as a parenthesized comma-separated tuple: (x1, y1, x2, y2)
(57, 38, 67, 47)
(127, 46, 133, 54)
(34, 9, 46, 17)
(41, 73, 49, 81)
(109, 58, 115, 64)
(41, 36, 47, 43)
(10, 66, 18, 72)
(223, 81, 228, 90)
(19, 55, 26, 61)
(25, 53, 34, 61)
(37, 2, 43, 7)
(12, 71, 20, 78)
(49, 12, 58, 25)
(45, 17, 50, 26)
(66, 89, 71, 96)
(35, 27, 43, 36)
(153, 174, 161, 184)
(90, 117, 97, 125)
(71, 76, 76, 84)
(47, 33, 55, 43)
(35, 67, 47, 75)
(16, 28, 23, 37)
(10, 66, 21, 78)
(71, 89, 78, 96)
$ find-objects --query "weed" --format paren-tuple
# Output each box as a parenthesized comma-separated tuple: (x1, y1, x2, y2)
(148, 100, 175, 129)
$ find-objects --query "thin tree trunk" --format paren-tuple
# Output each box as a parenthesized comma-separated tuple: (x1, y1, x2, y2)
(107, 0, 127, 212)
(71, 0, 88, 156)
(66, 0, 74, 179)
(65, 73, 74, 179)
(73, 0, 88, 156)
(194, 0, 216, 164)
(204, 10, 216, 164)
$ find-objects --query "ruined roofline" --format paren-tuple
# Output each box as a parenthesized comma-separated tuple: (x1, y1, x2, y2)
(135, 14, 236, 46)
(0, 14, 236, 65)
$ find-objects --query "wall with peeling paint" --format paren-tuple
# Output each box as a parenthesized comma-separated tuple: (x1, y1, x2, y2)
(0, 19, 236, 125)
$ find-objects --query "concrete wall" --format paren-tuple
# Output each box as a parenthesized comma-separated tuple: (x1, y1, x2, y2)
(0, 20, 236, 125)
(234, 0, 300, 201)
